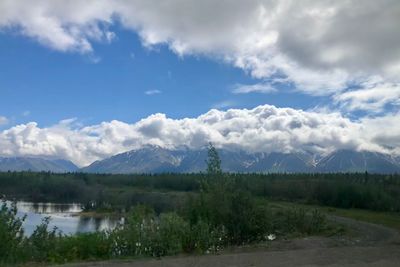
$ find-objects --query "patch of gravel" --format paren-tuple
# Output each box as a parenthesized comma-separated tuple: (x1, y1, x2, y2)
(327, 215, 400, 246)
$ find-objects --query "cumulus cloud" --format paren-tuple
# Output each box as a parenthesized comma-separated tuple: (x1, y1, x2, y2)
(334, 78, 400, 112)
(360, 113, 400, 155)
(0, 0, 115, 53)
(1, 0, 399, 109)
(0, 105, 398, 167)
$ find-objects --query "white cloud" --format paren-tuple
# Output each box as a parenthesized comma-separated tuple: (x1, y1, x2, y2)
(0, 0, 115, 53)
(1, 0, 399, 109)
(334, 79, 400, 112)
(360, 113, 400, 155)
(144, 89, 162, 95)
(0, 116, 8, 125)
(232, 83, 277, 94)
(0, 105, 398, 167)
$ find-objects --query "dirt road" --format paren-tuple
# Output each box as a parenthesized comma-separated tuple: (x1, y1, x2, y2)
(62, 216, 400, 267)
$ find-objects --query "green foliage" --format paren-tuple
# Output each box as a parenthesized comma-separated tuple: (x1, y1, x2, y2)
(184, 220, 226, 253)
(0, 198, 330, 265)
(206, 143, 222, 175)
(275, 208, 326, 235)
(27, 217, 59, 262)
(0, 200, 26, 264)
(157, 213, 189, 255)
(117, 205, 159, 257)
(57, 232, 111, 262)
(1, 171, 399, 212)
(187, 175, 272, 245)
(108, 206, 190, 258)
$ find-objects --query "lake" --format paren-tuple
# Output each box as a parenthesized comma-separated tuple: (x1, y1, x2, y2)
(6, 201, 122, 236)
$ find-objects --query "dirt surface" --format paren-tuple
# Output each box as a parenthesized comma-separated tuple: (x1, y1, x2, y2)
(60, 216, 400, 267)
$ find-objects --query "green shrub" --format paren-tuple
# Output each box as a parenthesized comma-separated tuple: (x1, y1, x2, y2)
(308, 209, 326, 234)
(192, 221, 226, 253)
(157, 213, 189, 255)
(57, 232, 111, 262)
(118, 205, 157, 256)
(118, 206, 190, 257)
(186, 176, 273, 245)
(0, 200, 26, 263)
(275, 208, 326, 235)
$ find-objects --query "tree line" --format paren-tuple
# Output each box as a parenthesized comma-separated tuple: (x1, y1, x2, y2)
(0, 170, 399, 212)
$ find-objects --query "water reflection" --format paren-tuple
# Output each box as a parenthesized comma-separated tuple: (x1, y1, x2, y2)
(17, 201, 82, 214)
(6, 201, 121, 236)
(76, 217, 120, 233)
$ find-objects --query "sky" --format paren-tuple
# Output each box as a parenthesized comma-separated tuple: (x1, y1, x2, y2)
(0, 0, 399, 166)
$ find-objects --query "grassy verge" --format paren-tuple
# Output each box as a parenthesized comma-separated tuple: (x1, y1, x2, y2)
(268, 200, 400, 232)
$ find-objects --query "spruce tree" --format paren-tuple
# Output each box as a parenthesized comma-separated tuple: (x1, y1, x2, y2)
(206, 142, 222, 175)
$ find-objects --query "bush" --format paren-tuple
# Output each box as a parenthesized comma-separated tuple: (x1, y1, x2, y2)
(27, 217, 59, 262)
(275, 208, 326, 235)
(186, 175, 273, 245)
(111, 205, 186, 257)
(157, 213, 189, 255)
(0, 200, 26, 263)
(56, 232, 111, 262)
(111, 205, 228, 257)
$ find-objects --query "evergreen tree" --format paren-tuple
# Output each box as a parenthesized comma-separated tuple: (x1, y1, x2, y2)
(206, 143, 222, 175)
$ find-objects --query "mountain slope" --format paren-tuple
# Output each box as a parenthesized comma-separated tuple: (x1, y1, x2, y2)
(81, 146, 313, 174)
(82, 146, 188, 174)
(81, 146, 400, 174)
(0, 157, 78, 172)
(316, 150, 400, 173)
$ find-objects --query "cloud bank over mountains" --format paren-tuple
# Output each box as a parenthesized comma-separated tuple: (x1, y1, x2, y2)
(1, 0, 400, 112)
(0, 105, 399, 167)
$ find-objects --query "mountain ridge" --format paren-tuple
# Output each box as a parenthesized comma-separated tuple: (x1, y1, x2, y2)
(2, 147, 398, 174)
(0, 157, 79, 173)
(81, 146, 400, 174)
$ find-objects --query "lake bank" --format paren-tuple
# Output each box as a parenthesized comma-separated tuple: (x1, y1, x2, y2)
(4, 200, 122, 236)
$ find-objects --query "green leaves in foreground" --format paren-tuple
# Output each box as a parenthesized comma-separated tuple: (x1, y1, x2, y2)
(0, 201, 25, 263)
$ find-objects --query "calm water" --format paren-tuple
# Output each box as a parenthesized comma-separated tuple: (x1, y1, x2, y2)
(7, 201, 122, 236)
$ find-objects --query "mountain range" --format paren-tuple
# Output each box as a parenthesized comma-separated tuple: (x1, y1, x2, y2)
(81, 145, 400, 174)
(0, 157, 78, 173)
(1, 146, 399, 174)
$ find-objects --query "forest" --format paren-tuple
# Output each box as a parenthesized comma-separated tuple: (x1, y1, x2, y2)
(1, 170, 399, 213)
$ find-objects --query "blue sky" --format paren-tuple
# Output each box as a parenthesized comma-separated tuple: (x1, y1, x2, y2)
(0, 1, 399, 165)
(0, 26, 329, 128)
